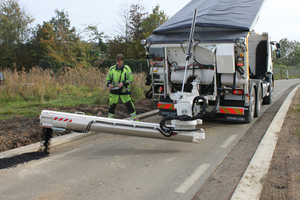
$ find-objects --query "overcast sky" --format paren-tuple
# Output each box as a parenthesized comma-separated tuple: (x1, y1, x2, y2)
(19, 0, 300, 42)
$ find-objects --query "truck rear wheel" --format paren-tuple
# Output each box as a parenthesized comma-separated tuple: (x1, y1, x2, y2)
(263, 76, 273, 104)
(246, 86, 256, 123)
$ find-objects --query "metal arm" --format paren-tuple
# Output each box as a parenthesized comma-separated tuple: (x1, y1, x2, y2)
(181, 9, 198, 95)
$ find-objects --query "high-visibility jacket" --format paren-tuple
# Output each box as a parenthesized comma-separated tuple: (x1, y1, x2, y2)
(106, 64, 133, 95)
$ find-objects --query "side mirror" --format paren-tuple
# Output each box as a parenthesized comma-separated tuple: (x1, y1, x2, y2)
(0, 73, 3, 85)
(140, 39, 146, 46)
(276, 49, 281, 58)
(276, 43, 281, 49)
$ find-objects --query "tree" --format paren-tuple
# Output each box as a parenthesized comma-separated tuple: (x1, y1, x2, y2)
(107, 36, 127, 60)
(0, 0, 34, 69)
(36, 9, 83, 70)
(274, 38, 300, 67)
(80, 24, 108, 67)
(108, 3, 148, 60)
(110, 2, 131, 58)
(129, 4, 147, 41)
(127, 3, 148, 60)
(141, 5, 168, 39)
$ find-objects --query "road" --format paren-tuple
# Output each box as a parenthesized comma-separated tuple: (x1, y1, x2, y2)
(0, 79, 299, 200)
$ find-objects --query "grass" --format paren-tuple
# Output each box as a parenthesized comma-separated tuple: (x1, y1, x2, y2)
(0, 67, 149, 120)
(293, 129, 300, 138)
(273, 65, 300, 80)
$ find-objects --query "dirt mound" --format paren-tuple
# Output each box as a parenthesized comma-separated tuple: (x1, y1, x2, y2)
(0, 98, 157, 153)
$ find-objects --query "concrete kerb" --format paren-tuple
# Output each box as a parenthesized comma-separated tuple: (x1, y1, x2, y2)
(0, 109, 159, 159)
(230, 84, 300, 200)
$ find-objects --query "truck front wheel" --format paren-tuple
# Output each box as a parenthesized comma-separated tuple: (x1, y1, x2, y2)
(255, 84, 262, 117)
(263, 75, 273, 104)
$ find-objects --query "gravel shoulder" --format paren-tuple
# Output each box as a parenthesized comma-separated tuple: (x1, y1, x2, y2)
(260, 88, 300, 200)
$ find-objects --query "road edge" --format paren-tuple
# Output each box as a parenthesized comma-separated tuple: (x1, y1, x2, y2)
(230, 85, 300, 199)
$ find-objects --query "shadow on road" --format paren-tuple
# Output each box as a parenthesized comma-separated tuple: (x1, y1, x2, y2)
(0, 151, 49, 170)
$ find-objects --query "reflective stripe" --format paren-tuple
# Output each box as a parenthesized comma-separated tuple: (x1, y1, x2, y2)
(108, 113, 114, 118)
(220, 107, 244, 115)
(130, 112, 137, 118)
(158, 103, 175, 110)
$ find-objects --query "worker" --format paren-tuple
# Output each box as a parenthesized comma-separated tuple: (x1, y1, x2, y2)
(106, 54, 138, 121)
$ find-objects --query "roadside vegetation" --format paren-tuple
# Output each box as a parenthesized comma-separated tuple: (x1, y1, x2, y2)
(0, 0, 166, 120)
(0, 67, 148, 120)
(274, 65, 300, 79)
(273, 38, 300, 79)
(292, 102, 300, 138)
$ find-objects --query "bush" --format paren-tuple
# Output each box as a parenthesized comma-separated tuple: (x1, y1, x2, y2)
(274, 65, 300, 79)
(99, 59, 148, 73)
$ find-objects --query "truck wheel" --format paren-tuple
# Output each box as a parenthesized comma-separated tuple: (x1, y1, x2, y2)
(255, 84, 262, 117)
(246, 86, 256, 123)
(263, 76, 273, 104)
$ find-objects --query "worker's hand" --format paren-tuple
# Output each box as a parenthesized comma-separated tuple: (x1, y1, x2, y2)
(108, 84, 114, 89)
(118, 82, 123, 88)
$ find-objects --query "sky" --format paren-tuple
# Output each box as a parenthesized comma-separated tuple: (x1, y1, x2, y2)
(19, 0, 300, 42)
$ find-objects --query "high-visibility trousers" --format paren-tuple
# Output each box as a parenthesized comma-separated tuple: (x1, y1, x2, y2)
(108, 93, 137, 119)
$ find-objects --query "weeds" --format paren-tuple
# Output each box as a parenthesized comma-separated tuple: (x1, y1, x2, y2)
(293, 129, 300, 137)
(0, 67, 148, 119)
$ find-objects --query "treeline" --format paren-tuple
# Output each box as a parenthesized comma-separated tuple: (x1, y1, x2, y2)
(274, 38, 300, 67)
(273, 38, 300, 79)
(1, 0, 299, 74)
(0, 0, 168, 71)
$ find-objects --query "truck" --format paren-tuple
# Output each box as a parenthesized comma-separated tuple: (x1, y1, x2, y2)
(40, 0, 281, 149)
(143, 0, 281, 125)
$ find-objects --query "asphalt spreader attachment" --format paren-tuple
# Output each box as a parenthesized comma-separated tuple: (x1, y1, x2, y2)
(40, 128, 52, 153)
(39, 110, 205, 152)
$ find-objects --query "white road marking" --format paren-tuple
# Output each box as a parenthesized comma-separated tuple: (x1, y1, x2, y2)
(175, 163, 210, 194)
(163, 157, 177, 163)
(275, 90, 282, 98)
(220, 135, 237, 148)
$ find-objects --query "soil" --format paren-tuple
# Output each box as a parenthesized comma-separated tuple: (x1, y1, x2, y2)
(0, 89, 300, 199)
(260, 88, 300, 200)
(0, 98, 157, 153)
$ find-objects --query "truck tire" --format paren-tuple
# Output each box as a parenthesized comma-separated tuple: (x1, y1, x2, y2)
(246, 85, 256, 123)
(263, 78, 273, 104)
(255, 84, 262, 117)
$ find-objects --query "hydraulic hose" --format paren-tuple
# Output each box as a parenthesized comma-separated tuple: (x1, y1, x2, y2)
(159, 96, 208, 135)
(205, 88, 221, 116)
(83, 119, 176, 138)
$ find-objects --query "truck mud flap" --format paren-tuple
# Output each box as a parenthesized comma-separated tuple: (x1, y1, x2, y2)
(159, 109, 177, 116)
(223, 109, 250, 123)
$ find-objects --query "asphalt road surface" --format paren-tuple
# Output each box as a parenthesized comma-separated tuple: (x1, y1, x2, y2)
(0, 79, 299, 200)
